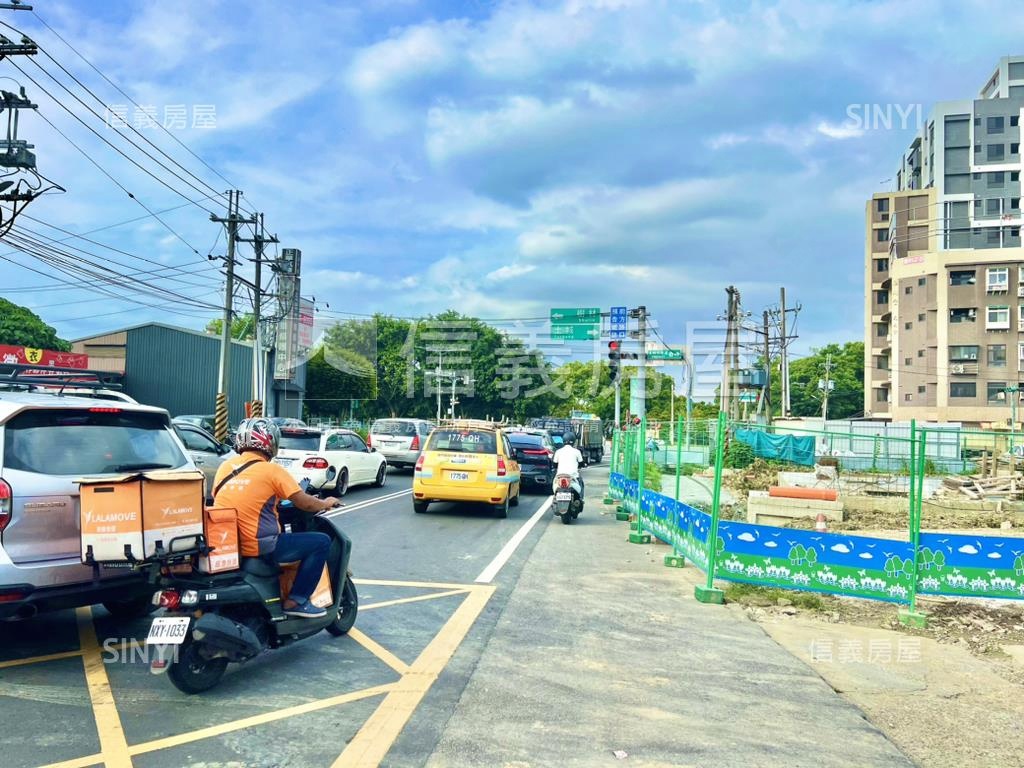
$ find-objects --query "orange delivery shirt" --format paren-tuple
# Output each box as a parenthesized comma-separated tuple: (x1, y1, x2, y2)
(212, 452, 301, 557)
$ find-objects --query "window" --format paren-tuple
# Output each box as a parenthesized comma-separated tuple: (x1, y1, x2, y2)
(918, 277, 927, 286)
(988, 305, 1011, 329)
(279, 430, 322, 452)
(904, 394, 913, 402)
(990, 171, 1006, 187)
(1013, 116, 1021, 127)
(950, 382, 977, 398)
(876, 229, 889, 242)
(1020, 305, 1024, 328)
(988, 144, 1006, 161)
(1013, 143, 1021, 156)
(876, 198, 889, 213)
(949, 345, 979, 361)
(950, 269, 976, 286)
(975, 144, 982, 154)
(427, 429, 497, 453)
(876, 323, 887, 337)
(1012, 198, 1021, 211)
(988, 382, 1008, 402)
(986, 198, 1002, 215)
(348, 434, 369, 453)
(1013, 171, 1021, 182)
(918, 385, 926, 394)
(904, 285, 913, 294)
(876, 389, 888, 403)
(177, 426, 218, 453)
(989, 344, 1007, 366)
(988, 116, 1006, 134)
(875, 258, 888, 272)
(917, 313, 925, 322)
(950, 308, 976, 323)
(904, 322, 912, 330)
(875, 290, 888, 304)
(1018, 342, 1024, 362)
(975, 117, 982, 127)
(324, 433, 349, 451)
(987, 228, 1001, 244)
(917, 349, 925, 358)
(988, 267, 1009, 291)
(904, 357, 912, 366)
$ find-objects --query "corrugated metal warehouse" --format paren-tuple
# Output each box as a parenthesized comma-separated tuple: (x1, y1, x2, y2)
(72, 322, 304, 424)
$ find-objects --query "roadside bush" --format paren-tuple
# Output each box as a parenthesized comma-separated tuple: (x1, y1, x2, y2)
(723, 440, 755, 469)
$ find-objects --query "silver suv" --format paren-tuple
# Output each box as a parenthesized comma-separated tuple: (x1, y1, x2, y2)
(368, 418, 434, 469)
(0, 391, 194, 619)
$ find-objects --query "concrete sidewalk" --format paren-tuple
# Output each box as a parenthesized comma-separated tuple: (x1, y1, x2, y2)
(425, 467, 913, 768)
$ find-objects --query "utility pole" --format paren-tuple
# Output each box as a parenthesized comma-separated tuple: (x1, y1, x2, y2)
(780, 286, 790, 418)
(436, 354, 442, 421)
(614, 377, 621, 432)
(821, 352, 836, 421)
(762, 309, 772, 423)
(720, 287, 741, 420)
(237, 213, 279, 415)
(630, 305, 649, 423)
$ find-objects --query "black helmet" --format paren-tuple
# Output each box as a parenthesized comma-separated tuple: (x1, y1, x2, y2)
(564, 433, 576, 445)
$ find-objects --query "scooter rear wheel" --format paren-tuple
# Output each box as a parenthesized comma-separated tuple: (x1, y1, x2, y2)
(325, 577, 359, 637)
(167, 640, 228, 695)
(560, 513, 573, 524)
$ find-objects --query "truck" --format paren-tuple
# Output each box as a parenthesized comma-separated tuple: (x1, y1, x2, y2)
(526, 414, 605, 464)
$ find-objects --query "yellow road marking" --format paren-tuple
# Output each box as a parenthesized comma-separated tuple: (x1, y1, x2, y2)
(37, 754, 103, 768)
(360, 589, 469, 612)
(354, 577, 477, 590)
(0, 649, 83, 669)
(129, 683, 396, 756)
(348, 628, 410, 675)
(76, 606, 133, 768)
(332, 585, 494, 768)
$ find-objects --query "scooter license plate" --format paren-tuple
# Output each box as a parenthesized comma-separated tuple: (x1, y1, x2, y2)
(556, 492, 572, 501)
(146, 616, 191, 645)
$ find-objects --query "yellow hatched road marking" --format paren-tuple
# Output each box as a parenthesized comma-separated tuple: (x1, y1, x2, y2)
(360, 589, 469, 612)
(332, 585, 494, 768)
(354, 577, 478, 590)
(348, 627, 411, 675)
(76, 606, 132, 767)
(0, 649, 83, 669)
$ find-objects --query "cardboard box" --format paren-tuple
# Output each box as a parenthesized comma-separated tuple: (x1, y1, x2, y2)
(279, 563, 334, 609)
(140, 470, 205, 558)
(79, 474, 144, 563)
(198, 507, 240, 574)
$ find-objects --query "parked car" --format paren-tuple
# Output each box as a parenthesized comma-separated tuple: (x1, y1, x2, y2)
(368, 418, 434, 470)
(0, 392, 195, 620)
(273, 427, 387, 495)
(172, 420, 236, 497)
(175, 414, 216, 433)
(412, 420, 522, 518)
(506, 429, 556, 492)
(269, 416, 306, 429)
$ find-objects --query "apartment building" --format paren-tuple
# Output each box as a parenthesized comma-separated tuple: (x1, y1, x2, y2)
(865, 56, 1024, 427)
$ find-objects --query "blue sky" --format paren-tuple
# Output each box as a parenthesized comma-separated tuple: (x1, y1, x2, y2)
(4, 0, 1024, 362)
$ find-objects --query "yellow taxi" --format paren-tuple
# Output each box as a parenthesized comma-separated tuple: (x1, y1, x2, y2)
(412, 420, 522, 518)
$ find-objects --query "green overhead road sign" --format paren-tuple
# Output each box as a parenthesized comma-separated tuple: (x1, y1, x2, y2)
(647, 349, 684, 361)
(550, 307, 601, 323)
(551, 324, 601, 341)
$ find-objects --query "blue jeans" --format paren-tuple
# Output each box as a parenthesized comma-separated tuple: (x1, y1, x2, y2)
(272, 532, 330, 603)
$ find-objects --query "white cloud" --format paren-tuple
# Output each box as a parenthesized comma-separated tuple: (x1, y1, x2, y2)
(487, 264, 537, 282)
(958, 544, 979, 555)
(816, 120, 865, 140)
(348, 20, 467, 94)
(830, 543, 851, 553)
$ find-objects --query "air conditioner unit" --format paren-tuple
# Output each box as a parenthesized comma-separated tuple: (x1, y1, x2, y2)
(1016, 284, 1024, 298)
(950, 363, 965, 374)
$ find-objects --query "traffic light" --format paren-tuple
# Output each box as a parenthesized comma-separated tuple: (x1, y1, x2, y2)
(608, 341, 620, 382)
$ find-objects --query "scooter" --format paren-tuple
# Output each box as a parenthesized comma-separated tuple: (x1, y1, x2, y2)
(143, 470, 357, 694)
(552, 473, 583, 525)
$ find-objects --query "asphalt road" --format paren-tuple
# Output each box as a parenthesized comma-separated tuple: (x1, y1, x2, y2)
(0, 467, 559, 768)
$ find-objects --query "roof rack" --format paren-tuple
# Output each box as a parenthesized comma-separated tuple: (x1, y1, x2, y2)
(0, 363, 125, 395)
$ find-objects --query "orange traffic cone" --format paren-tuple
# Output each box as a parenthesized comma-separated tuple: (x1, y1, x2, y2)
(815, 512, 827, 532)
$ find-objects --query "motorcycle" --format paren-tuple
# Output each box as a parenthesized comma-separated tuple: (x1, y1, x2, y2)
(552, 473, 583, 525)
(143, 470, 358, 694)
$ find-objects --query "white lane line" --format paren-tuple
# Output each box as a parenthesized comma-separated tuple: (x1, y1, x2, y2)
(475, 496, 553, 584)
(324, 488, 412, 517)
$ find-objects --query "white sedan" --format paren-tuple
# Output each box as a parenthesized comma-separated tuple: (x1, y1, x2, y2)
(273, 427, 387, 495)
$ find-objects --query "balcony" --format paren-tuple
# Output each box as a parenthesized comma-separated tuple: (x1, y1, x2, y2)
(949, 361, 980, 375)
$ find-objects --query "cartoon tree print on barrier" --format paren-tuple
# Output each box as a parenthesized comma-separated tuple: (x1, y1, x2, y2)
(789, 543, 807, 566)
(884, 555, 902, 578)
(918, 548, 934, 570)
(932, 550, 945, 571)
(716, 536, 725, 556)
(805, 547, 817, 567)
(902, 558, 914, 579)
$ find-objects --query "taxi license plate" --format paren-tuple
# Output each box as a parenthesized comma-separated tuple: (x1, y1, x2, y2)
(448, 471, 470, 481)
(556, 492, 572, 501)
(146, 617, 191, 645)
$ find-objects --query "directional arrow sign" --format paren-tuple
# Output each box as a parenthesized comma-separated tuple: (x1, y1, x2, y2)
(550, 307, 601, 323)
(550, 324, 601, 341)
(646, 349, 684, 361)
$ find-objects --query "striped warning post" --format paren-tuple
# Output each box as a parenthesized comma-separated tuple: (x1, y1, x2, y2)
(251, 400, 263, 418)
(214, 392, 229, 443)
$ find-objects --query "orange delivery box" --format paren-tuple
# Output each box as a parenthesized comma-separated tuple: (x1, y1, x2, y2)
(198, 507, 240, 574)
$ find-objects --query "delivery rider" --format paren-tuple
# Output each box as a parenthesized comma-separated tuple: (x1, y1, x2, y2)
(212, 418, 342, 618)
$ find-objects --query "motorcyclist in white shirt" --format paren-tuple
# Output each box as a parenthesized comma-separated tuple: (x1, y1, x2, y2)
(552, 434, 585, 498)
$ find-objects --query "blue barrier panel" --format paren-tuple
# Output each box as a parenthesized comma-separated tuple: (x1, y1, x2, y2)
(918, 531, 1024, 599)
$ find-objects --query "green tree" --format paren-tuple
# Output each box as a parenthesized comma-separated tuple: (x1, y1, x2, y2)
(805, 547, 818, 566)
(304, 347, 377, 419)
(1014, 554, 1024, 576)
(205, 313, 256, 341)
(0, 299, 71, 351)
(918, 548, 934, 570)
(932, 550, 946, 571)
(789, 543, 807, 565)
(769, 341, 864, 419)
